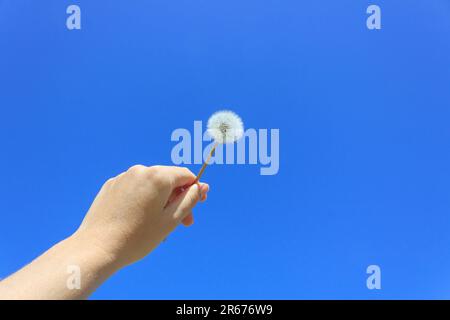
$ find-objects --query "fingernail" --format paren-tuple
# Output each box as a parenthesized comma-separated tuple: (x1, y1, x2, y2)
(200, 183, 209, 194)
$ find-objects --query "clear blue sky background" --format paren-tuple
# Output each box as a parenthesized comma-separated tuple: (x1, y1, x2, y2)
(1, 1, 450, 299)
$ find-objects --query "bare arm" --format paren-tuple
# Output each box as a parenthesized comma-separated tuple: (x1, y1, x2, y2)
(0, 165, 209, 300)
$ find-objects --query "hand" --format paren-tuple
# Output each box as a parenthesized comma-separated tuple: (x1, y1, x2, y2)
(74, 165, 209, 268)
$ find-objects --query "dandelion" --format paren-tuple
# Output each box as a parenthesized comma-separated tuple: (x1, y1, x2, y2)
(194, 110, 244, 182)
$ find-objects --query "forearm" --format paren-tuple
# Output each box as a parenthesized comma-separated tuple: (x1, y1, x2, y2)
(0, 232, 119, 300)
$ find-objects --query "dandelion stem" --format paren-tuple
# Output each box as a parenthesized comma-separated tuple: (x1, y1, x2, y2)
(194, 142, 218, 183)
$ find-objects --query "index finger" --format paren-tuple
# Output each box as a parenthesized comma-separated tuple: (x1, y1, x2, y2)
(153, 165, 196, 189)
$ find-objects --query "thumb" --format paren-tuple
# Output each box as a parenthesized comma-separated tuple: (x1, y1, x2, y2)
(164, 183, 201, 221)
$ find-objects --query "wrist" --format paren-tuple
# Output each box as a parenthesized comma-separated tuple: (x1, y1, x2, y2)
(67, 231, 122, 275)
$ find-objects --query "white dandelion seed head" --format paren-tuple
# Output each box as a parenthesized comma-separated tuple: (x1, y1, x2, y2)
(207, 110, 244, 144)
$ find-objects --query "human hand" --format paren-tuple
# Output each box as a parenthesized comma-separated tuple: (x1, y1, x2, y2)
(74, 165, 209, 268)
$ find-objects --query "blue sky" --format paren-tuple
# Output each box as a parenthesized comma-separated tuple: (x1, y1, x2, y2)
(1, 1, 450, 299)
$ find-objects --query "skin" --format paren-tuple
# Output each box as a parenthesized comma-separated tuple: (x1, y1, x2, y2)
(0, 165, 209, 300)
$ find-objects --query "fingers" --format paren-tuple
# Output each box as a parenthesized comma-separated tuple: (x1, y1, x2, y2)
(173, 182, 208, 203)
(199, 183, 209, 201)
(179, 183, 209, 226)
(164, 183, 204, 222)
(181, 213, 194, 226)
(122, 165, 209, 225)
(152, 165, 196, 189)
